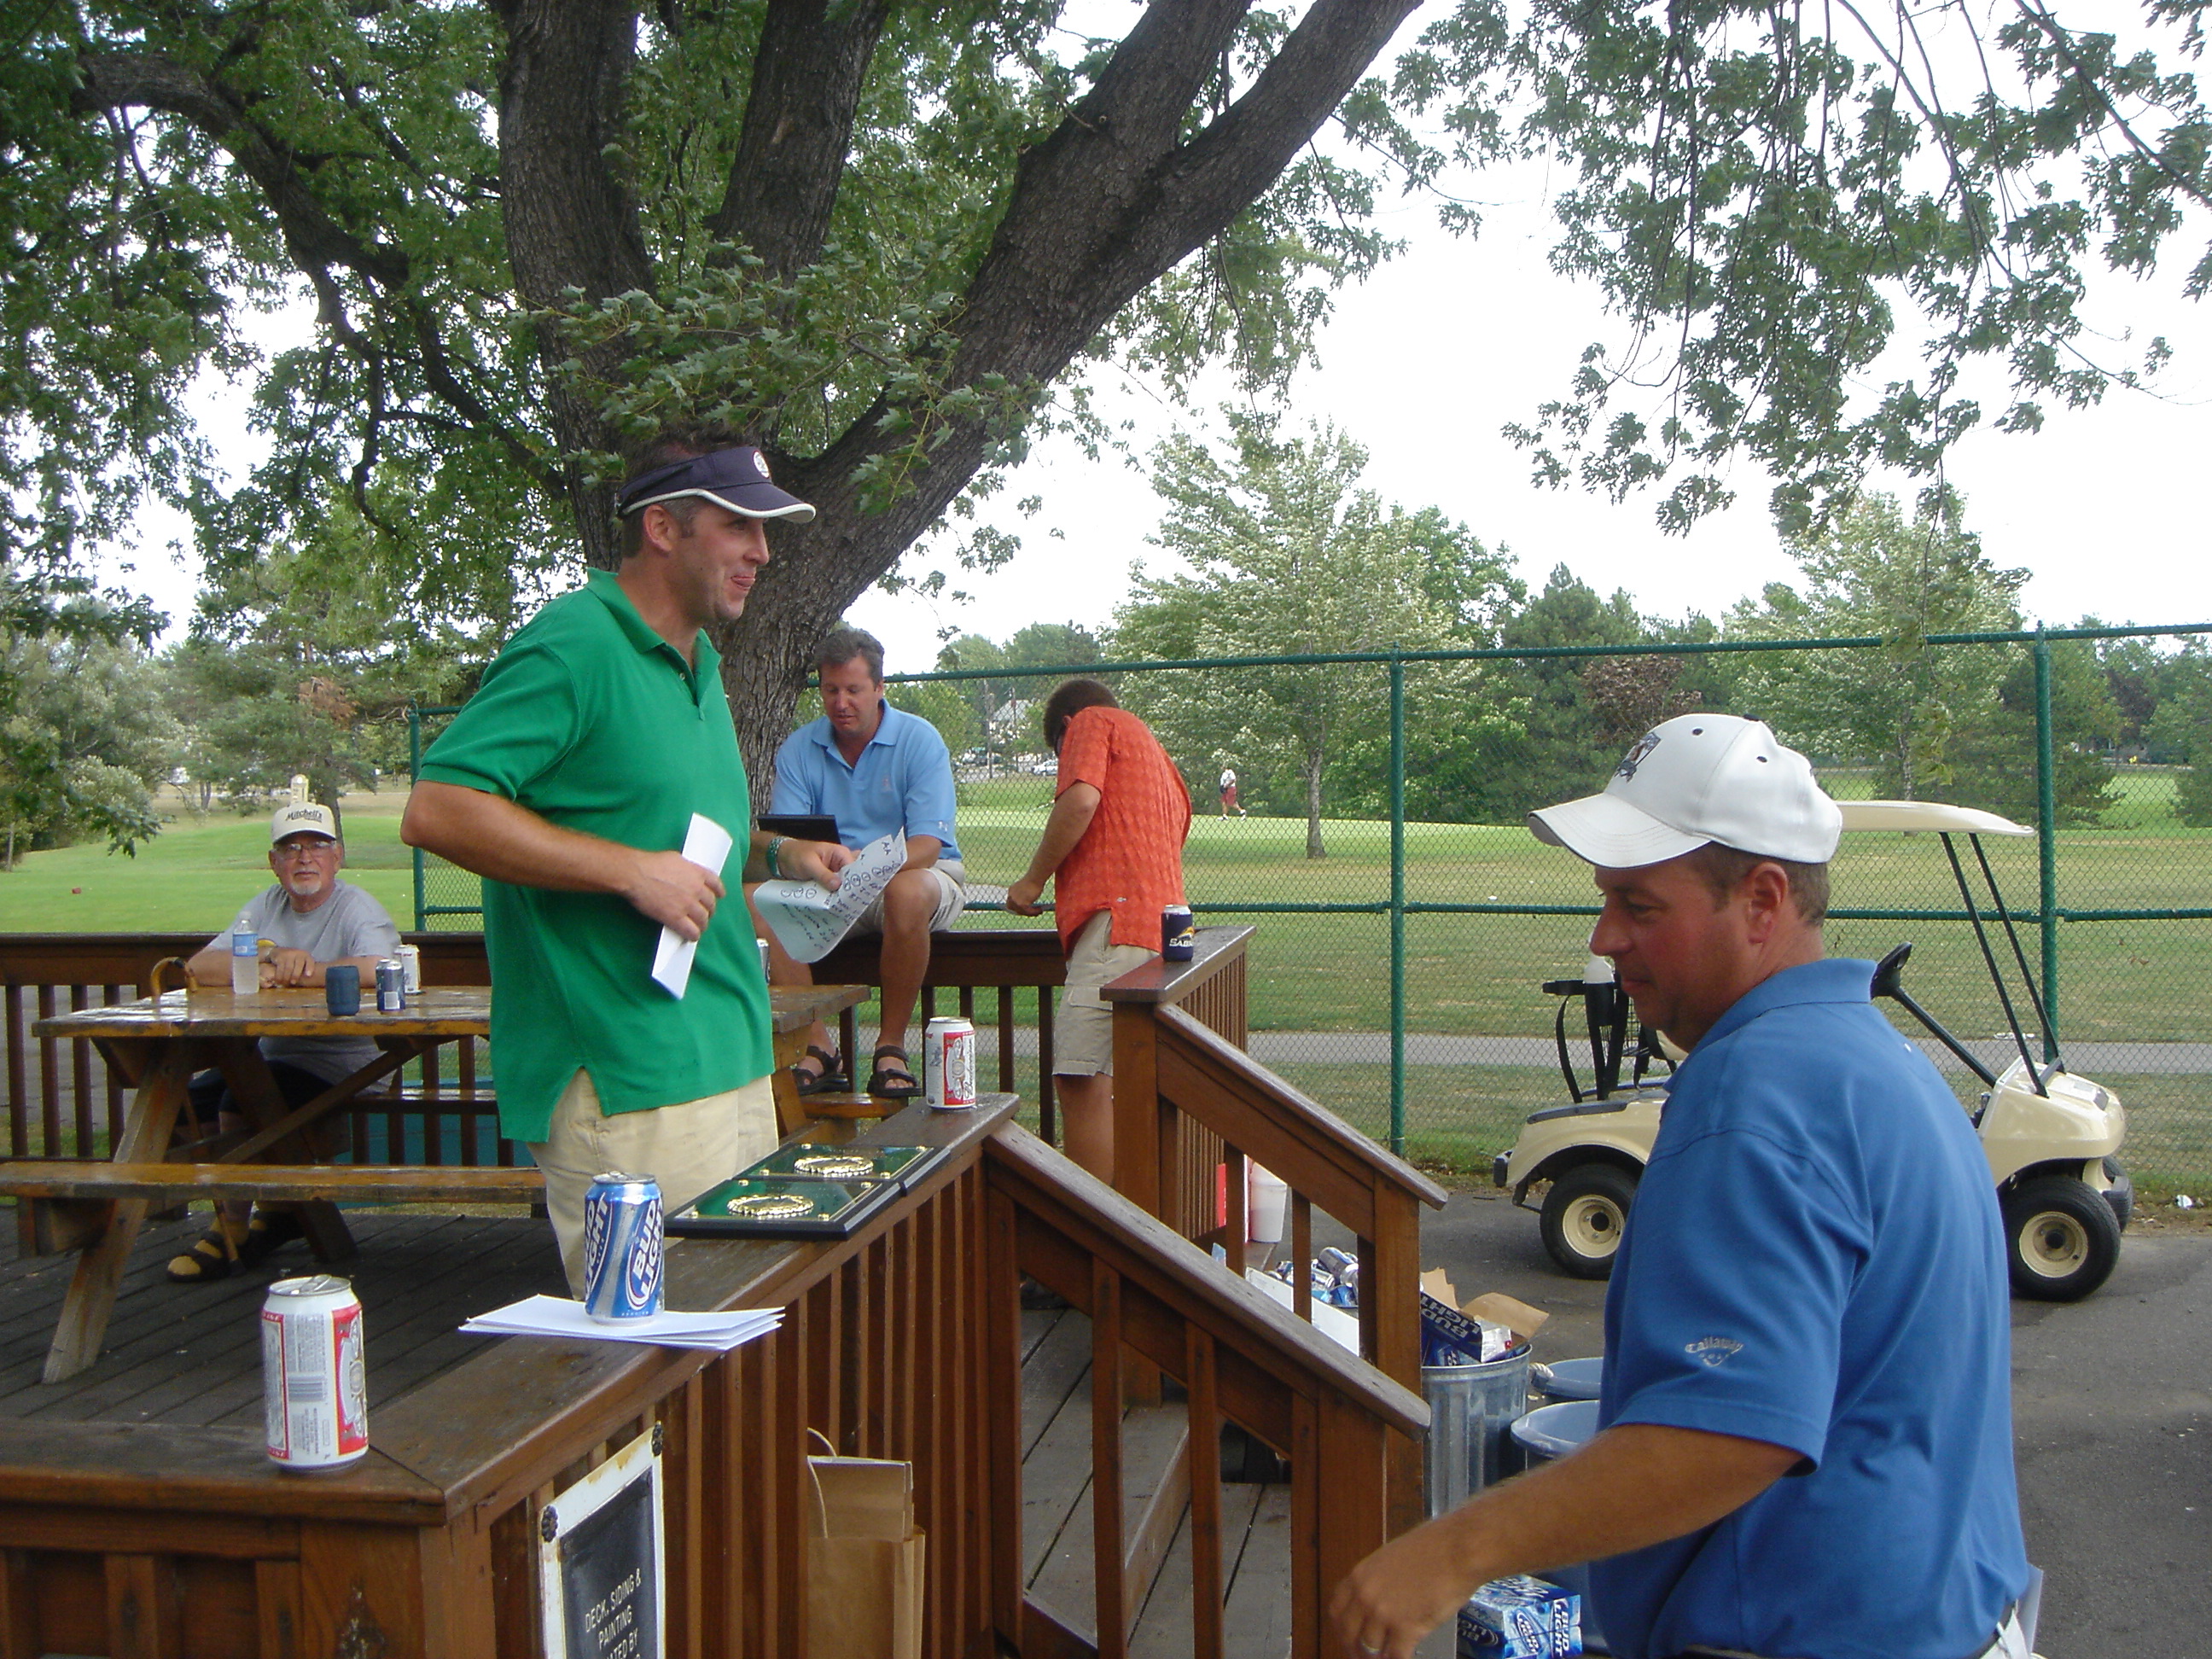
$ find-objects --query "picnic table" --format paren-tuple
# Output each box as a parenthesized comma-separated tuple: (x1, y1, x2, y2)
(8, 981, 865, 1382)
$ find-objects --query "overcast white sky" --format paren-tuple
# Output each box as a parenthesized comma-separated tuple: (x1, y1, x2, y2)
(103, 1, 2212, 673)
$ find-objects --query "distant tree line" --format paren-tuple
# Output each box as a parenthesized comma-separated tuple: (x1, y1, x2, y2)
(14, 422, 2212, 869)
(1022, 421, 2212, 854)
(0, 528, 483, 866)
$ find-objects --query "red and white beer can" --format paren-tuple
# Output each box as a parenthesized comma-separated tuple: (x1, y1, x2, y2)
(262, 1274, 369, 1471)
(923, 1016, 977, 1109)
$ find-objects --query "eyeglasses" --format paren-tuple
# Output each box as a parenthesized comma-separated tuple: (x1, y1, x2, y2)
(273, 841, 339, 861)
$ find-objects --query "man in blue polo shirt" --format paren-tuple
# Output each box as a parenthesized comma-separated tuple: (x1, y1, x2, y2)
(1331, 714, 2032, 1659)
(759, 625, 964, 1100)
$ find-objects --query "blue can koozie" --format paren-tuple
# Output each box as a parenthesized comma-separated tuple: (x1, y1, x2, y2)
(324, 965, 361, 1016)
(582, 1171, 664, 1323)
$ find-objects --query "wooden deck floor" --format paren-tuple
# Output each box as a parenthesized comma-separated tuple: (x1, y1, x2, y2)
(0, 1204, 562, 1425)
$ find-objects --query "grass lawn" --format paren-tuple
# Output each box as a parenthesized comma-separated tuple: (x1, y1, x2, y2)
(3, 769, 2208, 1188)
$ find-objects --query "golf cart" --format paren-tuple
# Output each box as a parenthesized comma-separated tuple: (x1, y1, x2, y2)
(1493, 800, 2132, 1301)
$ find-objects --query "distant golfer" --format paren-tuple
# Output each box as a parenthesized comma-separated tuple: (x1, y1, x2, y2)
(1331, 714, 2032, 1659)
(1218, 764, 1244, 817)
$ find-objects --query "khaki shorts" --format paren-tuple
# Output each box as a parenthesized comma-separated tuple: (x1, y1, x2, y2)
(528, 1069, 780, 1295)
(849, 859, 966, 935)
(1053, 909, 1158, 1077)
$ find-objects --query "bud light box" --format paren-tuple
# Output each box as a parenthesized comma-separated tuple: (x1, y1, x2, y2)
(1457, 1575, 1581, 1659)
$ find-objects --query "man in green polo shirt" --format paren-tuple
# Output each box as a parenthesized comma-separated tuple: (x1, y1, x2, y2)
(402, 435, 852, 1291)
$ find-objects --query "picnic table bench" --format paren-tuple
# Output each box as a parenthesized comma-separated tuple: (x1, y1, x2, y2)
(12, 981, 865, 1382)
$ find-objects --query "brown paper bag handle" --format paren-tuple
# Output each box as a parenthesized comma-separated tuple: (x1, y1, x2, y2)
(804, 1426, 835, 1540)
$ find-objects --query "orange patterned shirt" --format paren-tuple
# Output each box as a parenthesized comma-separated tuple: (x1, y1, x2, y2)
(1052, 707, 1192, 950)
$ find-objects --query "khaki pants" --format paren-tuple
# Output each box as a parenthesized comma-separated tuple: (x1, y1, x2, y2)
(529, 1070, 779, 1295)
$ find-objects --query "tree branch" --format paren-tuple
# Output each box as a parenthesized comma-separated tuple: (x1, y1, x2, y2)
(70, 49, 413, 289)
(952, 0, 1421, 382)
(706, 0, 894, 280)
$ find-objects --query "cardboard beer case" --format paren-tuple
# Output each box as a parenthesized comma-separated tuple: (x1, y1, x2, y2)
(1457, 1574, 1581, 1658)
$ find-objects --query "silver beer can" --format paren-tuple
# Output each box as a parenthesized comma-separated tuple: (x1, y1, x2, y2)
(923, 1016, 977, 1109)
(582, 1171, 665, 1323)
(262, 1274, 369, 1471)
(375, 958, 405, 1011)
(395, 942, 422, 994)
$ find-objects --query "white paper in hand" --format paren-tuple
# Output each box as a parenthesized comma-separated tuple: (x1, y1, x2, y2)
(753, 830, 905, 963)
(650, 812, 736, 998)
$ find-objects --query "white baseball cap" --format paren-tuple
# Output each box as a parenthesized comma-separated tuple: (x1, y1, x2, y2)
(1528, 714, 1842, 868)
(270, 801, 340, 844)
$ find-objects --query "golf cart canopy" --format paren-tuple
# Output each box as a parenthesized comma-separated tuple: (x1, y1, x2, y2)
(1837, 800, 2033, 836)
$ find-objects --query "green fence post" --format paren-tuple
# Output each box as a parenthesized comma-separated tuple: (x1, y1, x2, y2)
(409, 705, 427, 933)
(1389, 652, 1406, 1157)
(2034, 631, 2058, 1060)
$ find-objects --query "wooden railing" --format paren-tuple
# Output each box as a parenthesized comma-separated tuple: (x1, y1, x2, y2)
(0, 1099, 1424, 1657)
(809, 923, 1442, 1529)
(0, 933, 506, 1167)
(1105, 933, 1447, 1534)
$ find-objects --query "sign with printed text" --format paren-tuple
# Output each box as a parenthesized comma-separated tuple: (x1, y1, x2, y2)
(540, 1427, 664, 1659)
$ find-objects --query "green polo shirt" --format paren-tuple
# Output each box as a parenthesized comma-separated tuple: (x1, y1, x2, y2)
(418, 570, 772, 1141)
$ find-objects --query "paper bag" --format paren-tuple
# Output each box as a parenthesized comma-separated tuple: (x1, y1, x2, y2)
(805, 1429, 926, 1659)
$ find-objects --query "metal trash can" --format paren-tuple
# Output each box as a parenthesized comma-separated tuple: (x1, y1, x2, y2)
(1422, 1344, 1533, 1517)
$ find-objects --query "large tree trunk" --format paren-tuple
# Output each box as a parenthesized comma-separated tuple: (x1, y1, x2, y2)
(492, 0, 655, 570)
(486, 0, 1419, 796)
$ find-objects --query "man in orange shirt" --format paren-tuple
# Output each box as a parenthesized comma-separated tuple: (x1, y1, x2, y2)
(1005, 680, 1192, 1180)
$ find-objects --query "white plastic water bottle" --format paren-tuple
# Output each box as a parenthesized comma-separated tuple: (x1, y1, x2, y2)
(230, 917, 259, 995)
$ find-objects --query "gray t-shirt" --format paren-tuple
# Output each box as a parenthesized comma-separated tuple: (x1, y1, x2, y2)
(204, 880, 404, 1084)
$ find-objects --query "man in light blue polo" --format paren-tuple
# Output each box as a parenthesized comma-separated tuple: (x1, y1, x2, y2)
(760, 626, 964, 1100)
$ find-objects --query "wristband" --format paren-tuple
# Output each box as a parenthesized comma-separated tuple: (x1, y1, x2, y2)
(765, 835, 786, 878)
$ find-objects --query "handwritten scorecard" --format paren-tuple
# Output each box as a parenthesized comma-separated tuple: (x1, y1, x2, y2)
(751, 829, 905, 964)
(541, 1428, 664, 1659)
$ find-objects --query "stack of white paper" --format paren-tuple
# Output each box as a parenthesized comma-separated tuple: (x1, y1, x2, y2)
(461, 1293, 785, 1352)
(752, 828, 906, 963)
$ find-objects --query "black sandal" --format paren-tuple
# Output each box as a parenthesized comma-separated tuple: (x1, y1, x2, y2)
(792, 1045, 848, 1096)
(166, 1221, 241, 1284)
(865, 1045, 922, 1101)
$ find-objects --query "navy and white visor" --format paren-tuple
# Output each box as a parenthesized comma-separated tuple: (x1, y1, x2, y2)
(615, 445, 816, 523)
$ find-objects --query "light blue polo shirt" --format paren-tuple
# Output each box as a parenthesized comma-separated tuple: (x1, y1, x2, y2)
(771, 702, 961, 859)
(1592, 958, 2027, 1659)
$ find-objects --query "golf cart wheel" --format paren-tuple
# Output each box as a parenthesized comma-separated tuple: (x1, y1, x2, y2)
(1540, 1164, 1638, 1280)
(2001, 1176, 2121, 1302)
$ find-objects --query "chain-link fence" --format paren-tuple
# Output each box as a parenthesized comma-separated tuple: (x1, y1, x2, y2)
(411, 622, 2212, 1197)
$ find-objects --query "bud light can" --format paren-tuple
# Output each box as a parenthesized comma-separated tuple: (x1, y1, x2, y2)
(262, 1274, 369, 1471)
(375, 958, 405, 1012)
(923, 1016, 977, 1109)
(1161, 904, 1196, 962)
(582, 1171, 664, 1323)
(395, 942, 422, 994)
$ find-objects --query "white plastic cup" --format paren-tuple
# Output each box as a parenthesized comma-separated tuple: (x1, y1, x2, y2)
(1248, 1163, 1288, 1243)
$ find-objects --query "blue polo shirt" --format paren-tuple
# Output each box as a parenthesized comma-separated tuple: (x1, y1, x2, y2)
(771, 703, 961, 859)
(1592, 958, 2027, 1659)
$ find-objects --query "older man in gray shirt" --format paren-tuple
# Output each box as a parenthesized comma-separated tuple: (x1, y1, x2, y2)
(171, 801, 402, 1282)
